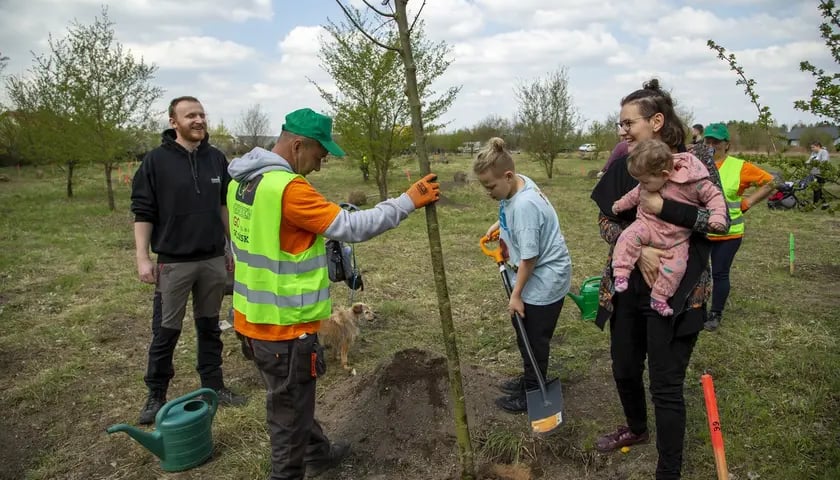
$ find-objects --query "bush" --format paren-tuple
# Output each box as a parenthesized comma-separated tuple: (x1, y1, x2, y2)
(347, 190, 367, 206)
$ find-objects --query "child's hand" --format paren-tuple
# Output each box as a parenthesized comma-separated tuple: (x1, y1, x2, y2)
(485, 221, 500, 239)
(508, 293, 525, 319)
(709, 222, 726, 233)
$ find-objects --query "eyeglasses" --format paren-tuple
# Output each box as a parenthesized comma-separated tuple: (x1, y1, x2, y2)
(616, 115, 652, 131)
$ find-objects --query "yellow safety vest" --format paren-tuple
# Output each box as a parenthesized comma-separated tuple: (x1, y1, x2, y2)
(709, 156, 745, 238)
(227, 171, 331, 326)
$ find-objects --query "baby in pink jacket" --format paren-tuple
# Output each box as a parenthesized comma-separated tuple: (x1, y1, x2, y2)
(612, 139, 727, 316)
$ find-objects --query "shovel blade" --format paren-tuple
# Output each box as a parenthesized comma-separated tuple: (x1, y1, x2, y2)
(525, 378, 565, 434)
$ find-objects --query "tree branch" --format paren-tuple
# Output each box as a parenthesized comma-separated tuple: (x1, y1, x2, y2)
(336, 0, 400, 52)
(409, 0, 426, 34)
(362, 0, 395, 18)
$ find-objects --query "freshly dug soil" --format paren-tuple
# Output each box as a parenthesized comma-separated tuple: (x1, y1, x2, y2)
(316, 348, 520, 479)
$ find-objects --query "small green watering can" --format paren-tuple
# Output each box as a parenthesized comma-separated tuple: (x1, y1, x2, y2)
(566, 276, 601, 321)
(107, 388, 218, 472)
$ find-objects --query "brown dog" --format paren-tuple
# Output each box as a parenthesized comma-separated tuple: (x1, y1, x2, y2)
(319, 302, 374, 373)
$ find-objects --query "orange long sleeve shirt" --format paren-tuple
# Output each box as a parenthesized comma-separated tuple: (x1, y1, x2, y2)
(234, 178, 341, 341)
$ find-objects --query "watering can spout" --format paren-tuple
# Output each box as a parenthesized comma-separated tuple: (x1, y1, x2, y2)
(107, 424, 165, 459)
(566, 291, 584, 309)
(566, 276, 601, 321)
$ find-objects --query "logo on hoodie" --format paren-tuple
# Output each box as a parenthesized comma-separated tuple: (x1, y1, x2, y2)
(211, 176, 221, 184)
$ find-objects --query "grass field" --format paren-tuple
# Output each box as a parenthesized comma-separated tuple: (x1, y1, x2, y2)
(0, 152, 838, 480)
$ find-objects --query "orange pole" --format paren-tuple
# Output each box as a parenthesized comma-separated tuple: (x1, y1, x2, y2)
(701, 373, 728, 480)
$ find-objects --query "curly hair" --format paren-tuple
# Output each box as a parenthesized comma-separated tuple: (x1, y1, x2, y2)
(627, 139, 674, 178)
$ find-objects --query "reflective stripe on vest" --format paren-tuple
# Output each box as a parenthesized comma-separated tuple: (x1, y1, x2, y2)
(227, 171, 331, 326)
(709, 156, 745, 237)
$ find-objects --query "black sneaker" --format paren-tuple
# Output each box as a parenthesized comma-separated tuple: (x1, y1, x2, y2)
(138, 392, 166, 425)
(307, 441, 351, 477)
(704, 312, 722, 332)
(495, 392, 527, 413)
(215, 386, 248, 407)
(498, 375, 525, 395)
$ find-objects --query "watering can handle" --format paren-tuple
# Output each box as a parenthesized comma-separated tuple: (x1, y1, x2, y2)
(479, 231, 505, 265)
(156, 387, 218, 423)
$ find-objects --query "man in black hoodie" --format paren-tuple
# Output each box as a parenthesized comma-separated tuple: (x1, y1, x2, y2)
(131, 96, 247, 425)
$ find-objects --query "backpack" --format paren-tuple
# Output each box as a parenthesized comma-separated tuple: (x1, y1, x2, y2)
(326, 239, 364, 291)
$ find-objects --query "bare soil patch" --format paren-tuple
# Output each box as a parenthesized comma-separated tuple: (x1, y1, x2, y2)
(315, 348, 610, 480)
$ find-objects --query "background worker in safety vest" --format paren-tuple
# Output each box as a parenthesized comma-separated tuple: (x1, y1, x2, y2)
(702, 123, 776, 332)
(359, 154, 369, 181)
(226, 107, 440, 480)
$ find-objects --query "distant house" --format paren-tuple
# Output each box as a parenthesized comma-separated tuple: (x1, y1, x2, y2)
(786, 125, 840, 147)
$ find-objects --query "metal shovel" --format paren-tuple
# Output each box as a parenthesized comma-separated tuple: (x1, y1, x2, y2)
(480, 233, 565, 434)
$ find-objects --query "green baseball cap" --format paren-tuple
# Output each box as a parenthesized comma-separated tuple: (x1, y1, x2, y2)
(704, 123, 730, 141)
(282, 108, 345, 157)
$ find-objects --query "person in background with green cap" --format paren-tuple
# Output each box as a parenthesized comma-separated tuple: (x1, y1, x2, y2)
(226, 107, 440, 480)
(702, 123, 776, 331)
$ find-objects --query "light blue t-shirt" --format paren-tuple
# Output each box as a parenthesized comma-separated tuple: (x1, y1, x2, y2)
(499, 175, 572, 305)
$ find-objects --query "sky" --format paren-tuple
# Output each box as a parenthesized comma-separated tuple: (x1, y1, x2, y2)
(0, 0, 834, 136)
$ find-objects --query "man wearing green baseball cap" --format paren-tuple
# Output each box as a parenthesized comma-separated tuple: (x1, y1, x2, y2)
(703, 122, 730, 143)
(283, 107, 346, 157)
(226, 107, 441, 478)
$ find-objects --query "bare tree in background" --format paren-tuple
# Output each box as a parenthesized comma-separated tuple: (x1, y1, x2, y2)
(236, 103, 272, 150)
(335, 1, 474, 478)
(516, 67, 580, 178)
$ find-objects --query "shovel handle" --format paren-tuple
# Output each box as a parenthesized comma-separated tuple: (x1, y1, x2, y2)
(497, 267, 551, 403)
(479, 231, 505, 264)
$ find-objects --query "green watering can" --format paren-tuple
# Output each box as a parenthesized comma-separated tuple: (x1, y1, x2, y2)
(566, 276, 601, 321)
(107, 388, 218, 472)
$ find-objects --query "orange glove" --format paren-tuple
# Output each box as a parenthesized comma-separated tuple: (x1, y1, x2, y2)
(405, 173, 440, 208)
(740, 198, 751, 212)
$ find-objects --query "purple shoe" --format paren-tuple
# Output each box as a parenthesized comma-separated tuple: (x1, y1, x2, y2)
(614, 276, 629, 293)
(595, 425, 649, 453)
(651, 299, 673, 316)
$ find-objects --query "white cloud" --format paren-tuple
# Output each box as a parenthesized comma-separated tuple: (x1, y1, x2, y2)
(1, 0, 832, 138)
(125, 37, 257, 70)
(409, 0, 486, 38)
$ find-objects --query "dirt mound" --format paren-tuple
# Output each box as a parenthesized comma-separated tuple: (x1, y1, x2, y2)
(317, 348, 518, 479)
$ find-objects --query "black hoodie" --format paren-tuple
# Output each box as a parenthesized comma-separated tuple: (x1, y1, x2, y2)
(131, 129, 231, 263)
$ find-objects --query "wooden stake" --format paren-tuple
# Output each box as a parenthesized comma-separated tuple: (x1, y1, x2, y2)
(789, 232, 795, 275)
(702, 373, 729, 480)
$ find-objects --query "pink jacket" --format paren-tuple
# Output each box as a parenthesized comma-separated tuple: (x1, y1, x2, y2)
(613, 152, 728, 248)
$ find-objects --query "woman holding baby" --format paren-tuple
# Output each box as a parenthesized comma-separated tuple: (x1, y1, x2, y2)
(589, 79, 728, 479)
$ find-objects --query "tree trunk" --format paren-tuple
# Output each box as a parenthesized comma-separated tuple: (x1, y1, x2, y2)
(377, 171, 388, 202)
(394, 2, 475, 478)
(66, 160, 75, 198)
(374, 159, 389, 201)
(541, 156, 552, 179)
(105, 162, 116, 211)
(547, 157, 554, 179)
